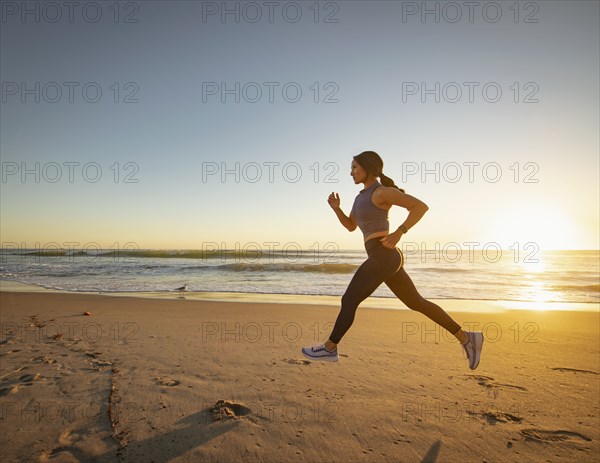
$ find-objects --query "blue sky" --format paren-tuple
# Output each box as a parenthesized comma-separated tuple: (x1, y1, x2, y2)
(1, 0, 598, 251)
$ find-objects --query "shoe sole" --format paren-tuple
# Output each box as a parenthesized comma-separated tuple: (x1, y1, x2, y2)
(470, 332, 484, 370)
(301, 349, 339, 362)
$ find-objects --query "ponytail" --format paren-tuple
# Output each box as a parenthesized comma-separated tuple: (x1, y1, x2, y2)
(380, 172, 405, 193)
(354, 151, 406, 193)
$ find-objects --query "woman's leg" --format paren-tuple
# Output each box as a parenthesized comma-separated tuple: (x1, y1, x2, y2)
(328, 248, 402, 346)
(379, 266, 486, 369)
(384, 267, 465, 341)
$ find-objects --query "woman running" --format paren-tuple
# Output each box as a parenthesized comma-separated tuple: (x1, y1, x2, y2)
(301, 151, 484, 370)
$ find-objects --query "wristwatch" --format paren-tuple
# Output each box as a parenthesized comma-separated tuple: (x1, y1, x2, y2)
(398, 225, 408, 234)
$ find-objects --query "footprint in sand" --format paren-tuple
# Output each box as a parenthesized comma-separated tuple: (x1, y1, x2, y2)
(551, 367, 599, 375)
(285, 359, 311, 365)
(0, 372, 41, 395)
(0, 386, 19, 397)
(154, 376, 180, 387)
(520, 428, 592, 443)
(2, 349, 22, 355)
(209, 399, 253, 421)
(40, 430, 86, 461)
(33, 356, 57, 365)
(30, 315, 45, 329)
(467, 410, 523, 425)
(464, 374, 528, 394)
(89, 359, 113, 370)
(58, 429, 80, 447)
(18, 373, 40, 384)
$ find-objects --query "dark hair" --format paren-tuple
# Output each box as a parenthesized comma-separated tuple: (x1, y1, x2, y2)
(353, 151, 405, 193)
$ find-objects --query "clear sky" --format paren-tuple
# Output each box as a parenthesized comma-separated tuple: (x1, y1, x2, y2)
(1, 0, 598, 251)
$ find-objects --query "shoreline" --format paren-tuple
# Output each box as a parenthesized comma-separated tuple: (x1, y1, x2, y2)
(1, 279, 598, 313)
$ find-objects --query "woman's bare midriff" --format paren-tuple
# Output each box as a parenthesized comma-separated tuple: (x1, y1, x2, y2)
(364, 231, 389, 243)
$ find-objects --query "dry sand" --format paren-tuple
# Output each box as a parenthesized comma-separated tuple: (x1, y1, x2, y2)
(1, 290, 598, 462)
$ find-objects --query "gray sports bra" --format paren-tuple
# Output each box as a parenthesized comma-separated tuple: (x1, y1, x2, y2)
(350, 181, 389, 240)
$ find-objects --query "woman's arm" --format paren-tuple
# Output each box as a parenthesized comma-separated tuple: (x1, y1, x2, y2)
(375, 187, 429, 249)
(333, 207, 356, 232)
(375, 187, 429, 234)
(327, 192, 356, 232)
(397, 202, 429, 234)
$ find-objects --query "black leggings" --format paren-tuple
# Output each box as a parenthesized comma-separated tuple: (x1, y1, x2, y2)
(328, 237, 462, 344)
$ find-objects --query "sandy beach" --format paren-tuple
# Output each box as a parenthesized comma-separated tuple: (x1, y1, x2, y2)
(0, 289, 598, 463)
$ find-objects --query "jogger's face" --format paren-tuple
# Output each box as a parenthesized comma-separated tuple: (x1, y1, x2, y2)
(350, 161, 367, 183)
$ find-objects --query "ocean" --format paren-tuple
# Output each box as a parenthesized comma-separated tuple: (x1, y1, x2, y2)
(0, 248, 598, 306)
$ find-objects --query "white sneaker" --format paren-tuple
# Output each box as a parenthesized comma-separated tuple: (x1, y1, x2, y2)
(461, 331, 484, 370)
(301, 342, 339, 362)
